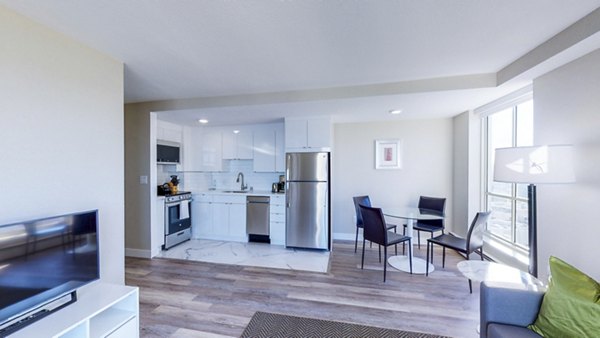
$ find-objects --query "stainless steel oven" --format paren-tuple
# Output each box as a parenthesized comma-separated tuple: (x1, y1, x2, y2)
(163, 192, 192, 249)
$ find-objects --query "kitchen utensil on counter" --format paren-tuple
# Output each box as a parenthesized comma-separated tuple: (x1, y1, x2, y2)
(158, 183, 171, 196)
(169, 175, 179, 194)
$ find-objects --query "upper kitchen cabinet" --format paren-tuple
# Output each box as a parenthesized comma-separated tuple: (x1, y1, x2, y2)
(182, 129, 224, 172)
(253, 124, 285, 172)
(285, 116, 332, 152)
(222, 130, 253, 160)
(157, 120, 183, 143)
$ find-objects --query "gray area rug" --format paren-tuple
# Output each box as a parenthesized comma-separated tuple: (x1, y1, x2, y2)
(240, 311, 451, 338)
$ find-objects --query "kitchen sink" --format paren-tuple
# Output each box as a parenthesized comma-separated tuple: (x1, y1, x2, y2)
(222, 190, 248, 193)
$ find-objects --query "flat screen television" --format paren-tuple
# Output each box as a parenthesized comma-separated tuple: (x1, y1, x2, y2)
(0, 210, 99, 335)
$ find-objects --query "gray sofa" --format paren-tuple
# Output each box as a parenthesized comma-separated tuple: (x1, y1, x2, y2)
(480, 281, 546, 338)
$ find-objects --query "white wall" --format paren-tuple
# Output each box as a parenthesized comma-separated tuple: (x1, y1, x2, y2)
(332, 119, 453, 238)
(0, 7, 125, 283)
(452, 111, 482, 237)
(533, 48, 600, 281)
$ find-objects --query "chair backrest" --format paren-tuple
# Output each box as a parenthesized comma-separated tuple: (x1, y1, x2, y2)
(359, 205, 387, 246)
(417, 196, 446, 228)
(352, 195, 371, 228)
(466, 211, 492, 254)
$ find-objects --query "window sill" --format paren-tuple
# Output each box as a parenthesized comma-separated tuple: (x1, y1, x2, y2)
(483, 234, 529, 272)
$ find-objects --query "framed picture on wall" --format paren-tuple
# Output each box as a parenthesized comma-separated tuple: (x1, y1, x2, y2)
(375, 139, 402, 169)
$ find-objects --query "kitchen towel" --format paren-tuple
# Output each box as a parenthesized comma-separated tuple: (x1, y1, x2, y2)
(180, 202, 190, 220)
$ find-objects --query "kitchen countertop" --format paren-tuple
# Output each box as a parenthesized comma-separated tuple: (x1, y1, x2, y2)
(195, 190, 285, 196)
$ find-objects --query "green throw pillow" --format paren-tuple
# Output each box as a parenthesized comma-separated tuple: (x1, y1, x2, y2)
(528, 256, 600, 337)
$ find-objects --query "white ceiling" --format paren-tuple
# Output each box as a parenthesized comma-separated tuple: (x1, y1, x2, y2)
(2, 1, 600, 126)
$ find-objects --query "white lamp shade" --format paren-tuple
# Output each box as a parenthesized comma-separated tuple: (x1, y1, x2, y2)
(494, 145, 575, 184)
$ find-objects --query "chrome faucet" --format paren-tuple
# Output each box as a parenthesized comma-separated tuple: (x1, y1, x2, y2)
(236, 172, 248, 191)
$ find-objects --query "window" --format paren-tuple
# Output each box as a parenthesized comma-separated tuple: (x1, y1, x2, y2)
(484, 100, 533, 248)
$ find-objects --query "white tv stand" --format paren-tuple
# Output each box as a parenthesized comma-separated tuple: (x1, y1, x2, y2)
(9, 282, 139, 338)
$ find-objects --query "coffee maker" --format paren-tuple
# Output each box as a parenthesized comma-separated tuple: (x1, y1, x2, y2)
(277, 175, 285, 193)
(271, 175, 286, 193)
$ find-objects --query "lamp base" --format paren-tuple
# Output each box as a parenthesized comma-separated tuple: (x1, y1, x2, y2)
(528, 184, 537, 278)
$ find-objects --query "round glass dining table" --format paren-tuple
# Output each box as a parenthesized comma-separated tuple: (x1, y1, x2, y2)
(382, 207, 444, 274)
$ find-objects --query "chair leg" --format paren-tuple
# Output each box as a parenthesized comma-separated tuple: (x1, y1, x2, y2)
(480, 249, 484, 261)
(408, 240, 413, 274)
(468, 279, 473, 294)
(430, 233, 434, 262)
(426, 241, 430, 276)
(383, 246, 387, 282)
(402, 226, 406, 254)
(417, 230, 421, 249)
(378, 245, 381, 263)
(354, 227, 359, 253)
(395, 244, 397, 255)
(442, 247, 446, 268)
(361, 238, 366, 269)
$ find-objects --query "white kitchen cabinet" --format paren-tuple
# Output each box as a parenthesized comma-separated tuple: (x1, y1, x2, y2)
(284, 118, 308, 149)
(222, 130, 253, 160)
(285, 116, 331, 152)
(199, 131, 223, 171)
(253, 130, 276, 172)
(269, 194, 286, 245)
(253, 127, 285, 173)
(192, 194, 212, 238)
(157, 120, 183, 143)
(211, 202, 230, 238)
(228, 202, 246, 239)
(275, 129, 285, 172)
(11, 283, 139, 338)
(207, 194, 247, 242)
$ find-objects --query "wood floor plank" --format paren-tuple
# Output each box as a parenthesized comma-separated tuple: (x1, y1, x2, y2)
(126, 240, 481, 338)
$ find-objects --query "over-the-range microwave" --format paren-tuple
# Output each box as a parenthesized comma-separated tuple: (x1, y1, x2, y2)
(157, 141, 180, 164)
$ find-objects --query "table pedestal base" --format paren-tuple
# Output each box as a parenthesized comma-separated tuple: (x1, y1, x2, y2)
(388, 255, 434, 274)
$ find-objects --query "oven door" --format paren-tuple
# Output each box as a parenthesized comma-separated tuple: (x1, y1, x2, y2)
(165, 200, 192, 235)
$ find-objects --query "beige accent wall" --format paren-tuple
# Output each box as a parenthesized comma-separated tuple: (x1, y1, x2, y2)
(332, 119, 453, 238)
(0, 6, 124, 283)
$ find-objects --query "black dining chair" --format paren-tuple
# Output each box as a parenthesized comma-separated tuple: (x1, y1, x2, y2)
(425, 211, 491, 293)
(352, 196, 398, 255)
(360, 204, 412, 282)
(404, 196, 446, 250)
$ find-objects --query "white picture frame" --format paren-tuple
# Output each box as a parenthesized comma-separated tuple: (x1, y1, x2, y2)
(375, 139, 402, 169)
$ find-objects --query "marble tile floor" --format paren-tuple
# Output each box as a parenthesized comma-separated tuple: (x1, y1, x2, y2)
(158, 239, 330, 273)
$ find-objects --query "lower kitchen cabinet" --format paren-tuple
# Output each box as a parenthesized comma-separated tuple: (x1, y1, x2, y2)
(193, 194, 246, 242)
(269, 195, 286, 245)
(192, 195, 212, 238)
(192, 193, 287, 244)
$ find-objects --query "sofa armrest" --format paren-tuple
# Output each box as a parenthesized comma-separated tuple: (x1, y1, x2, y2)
(480, 281, 545, 338)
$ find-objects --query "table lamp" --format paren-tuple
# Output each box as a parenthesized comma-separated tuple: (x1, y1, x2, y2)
(493, 145, 575, 277)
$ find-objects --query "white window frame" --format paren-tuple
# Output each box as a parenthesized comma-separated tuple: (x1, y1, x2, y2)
(476, 85, 533, 249)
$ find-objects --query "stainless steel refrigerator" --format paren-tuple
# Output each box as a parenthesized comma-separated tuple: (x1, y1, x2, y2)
(285, 152, 330, 250)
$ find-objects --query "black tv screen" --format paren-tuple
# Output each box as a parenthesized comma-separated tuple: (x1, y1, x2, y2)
(0, 210, 99, 328)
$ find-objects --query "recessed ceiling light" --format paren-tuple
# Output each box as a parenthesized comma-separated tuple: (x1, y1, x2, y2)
(198, 119, 208, 124)
(233, 130, 240, 134)
(389, 109, 403, 115)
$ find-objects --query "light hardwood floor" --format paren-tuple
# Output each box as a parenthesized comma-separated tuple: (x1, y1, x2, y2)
(126, 240, 481, 338)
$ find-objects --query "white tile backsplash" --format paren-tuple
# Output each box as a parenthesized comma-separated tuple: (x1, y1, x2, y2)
(161, 160, 283, 193)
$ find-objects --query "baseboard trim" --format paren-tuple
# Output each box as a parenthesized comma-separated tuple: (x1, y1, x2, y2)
(125, 248, 152, 258)
(332, 233, 356, 241)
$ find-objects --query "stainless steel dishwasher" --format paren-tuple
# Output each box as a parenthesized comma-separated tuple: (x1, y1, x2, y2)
(246, 195, 270, 243)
